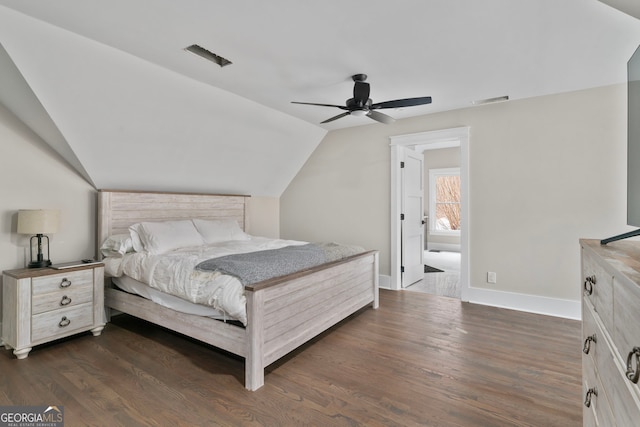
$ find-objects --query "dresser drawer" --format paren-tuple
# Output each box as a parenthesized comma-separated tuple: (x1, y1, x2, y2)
(599, 343, 640, 426)
(31, 285, 93, 315)
(613, 275, 640, 402)
(582, 300, 610, 378)
(583, 349, 615, 427)
(582, 251, 613, 331)
(32, 269, 93, 295)
(31, 303, 93, 342)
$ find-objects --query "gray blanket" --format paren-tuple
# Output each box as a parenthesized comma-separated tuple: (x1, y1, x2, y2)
(195, 242, 364, 285)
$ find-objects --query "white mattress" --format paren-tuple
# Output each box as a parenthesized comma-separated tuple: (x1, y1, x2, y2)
(112, 275, 228, 319)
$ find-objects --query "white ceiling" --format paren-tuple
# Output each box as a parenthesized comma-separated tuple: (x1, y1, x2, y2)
(0, 1, 639, 196)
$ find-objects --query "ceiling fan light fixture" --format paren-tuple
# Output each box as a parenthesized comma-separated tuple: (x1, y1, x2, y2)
(350, 109, 368, 117)
(185, 44, 232, 68)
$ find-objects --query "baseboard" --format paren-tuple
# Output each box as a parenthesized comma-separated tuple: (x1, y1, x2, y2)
(379, 274, 391, 290)
(465, 287, 581, 320)
(426, 243, 460, 252)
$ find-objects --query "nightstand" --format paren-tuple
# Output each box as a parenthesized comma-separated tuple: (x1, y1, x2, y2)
(2, 263, 105, 359)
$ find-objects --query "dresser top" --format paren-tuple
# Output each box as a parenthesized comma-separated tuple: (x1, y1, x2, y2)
(581, 238, 640, 285)
(3, 263, 104, 279)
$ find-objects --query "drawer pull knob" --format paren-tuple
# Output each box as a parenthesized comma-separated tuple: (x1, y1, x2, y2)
(58, 316, 71, 328)
(583, 334, 597, 354)
(60, 278, 72, 288)
(626, 347, 640, 383)
(584, 387, 597, 408)
(583, 275, 596, 296)
(60, 295, 72, 306)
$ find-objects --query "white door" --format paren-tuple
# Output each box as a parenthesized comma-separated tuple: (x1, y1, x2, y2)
(401, 147, 425, 287)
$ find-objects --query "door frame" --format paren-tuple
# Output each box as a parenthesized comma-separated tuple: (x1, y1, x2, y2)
(389, 126, 470, 301)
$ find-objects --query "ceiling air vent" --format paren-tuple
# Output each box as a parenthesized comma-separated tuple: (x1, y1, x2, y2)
(185, 44, 232, 68)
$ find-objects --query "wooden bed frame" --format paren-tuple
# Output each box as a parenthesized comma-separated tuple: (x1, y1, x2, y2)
(97, 190, 379, 390)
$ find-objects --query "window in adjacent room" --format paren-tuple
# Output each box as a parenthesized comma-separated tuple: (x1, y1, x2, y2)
(429, 167, 461, 235)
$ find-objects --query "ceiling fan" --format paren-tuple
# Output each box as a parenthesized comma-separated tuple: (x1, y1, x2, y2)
(292, 74, 432, 124)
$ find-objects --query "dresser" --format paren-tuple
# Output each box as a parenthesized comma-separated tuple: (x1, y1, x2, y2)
(580, 239, 640, 426)
(2, 263, 105, 359)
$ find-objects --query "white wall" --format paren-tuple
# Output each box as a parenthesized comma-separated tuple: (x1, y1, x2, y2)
(246, 197, 280, 239)
(0, 103, 96, 327)
(0, 103, 96, 269)
(281, 84, 630, 307)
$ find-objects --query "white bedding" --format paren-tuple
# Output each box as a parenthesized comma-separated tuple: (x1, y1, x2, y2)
(105, 236, 307, 325)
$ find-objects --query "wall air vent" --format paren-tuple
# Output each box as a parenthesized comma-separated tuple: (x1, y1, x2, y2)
(185, 44, 232, 68)
(472, 96, 509, 106)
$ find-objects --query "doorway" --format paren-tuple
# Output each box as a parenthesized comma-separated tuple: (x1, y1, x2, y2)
(389, 127, 470, 301)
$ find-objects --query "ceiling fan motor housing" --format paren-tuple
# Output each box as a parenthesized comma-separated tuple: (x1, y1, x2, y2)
(291, 72, 432, 124)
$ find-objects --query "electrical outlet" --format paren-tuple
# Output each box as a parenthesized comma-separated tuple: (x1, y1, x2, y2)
(487, 272, 497, 284)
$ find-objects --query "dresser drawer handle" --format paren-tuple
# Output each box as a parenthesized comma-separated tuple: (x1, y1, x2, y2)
(60, 278, 72, 288)
(583, 275, 596, 296)
(584, 387, 597, 408)
(60, 295, 72, 306)
(583, 334, 597, 354)
(626, 347, 640, 383)
(58, 316, 71, 328)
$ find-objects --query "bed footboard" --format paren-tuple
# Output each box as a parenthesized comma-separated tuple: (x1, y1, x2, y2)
(244, 250, 379, 390)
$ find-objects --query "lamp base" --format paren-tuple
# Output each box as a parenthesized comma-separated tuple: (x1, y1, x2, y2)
(28, 259, 51, 268)
(28, 234, 52, 268)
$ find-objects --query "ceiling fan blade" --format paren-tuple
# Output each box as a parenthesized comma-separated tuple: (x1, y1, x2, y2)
(321, 112, 350, 124)
(291, 101, 347, 110)
(353, 81, 370, 105)
(371, 96, 432, 110)
(367, 110, 395, 124)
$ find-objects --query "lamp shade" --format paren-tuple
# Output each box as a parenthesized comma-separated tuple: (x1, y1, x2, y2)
(17, 210, 59, 234)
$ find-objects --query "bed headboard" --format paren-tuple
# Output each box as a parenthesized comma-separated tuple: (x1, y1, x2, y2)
(97, 190, 249, 259)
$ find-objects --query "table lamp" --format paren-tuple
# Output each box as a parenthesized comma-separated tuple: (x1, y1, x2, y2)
(17, 209, 59, 268)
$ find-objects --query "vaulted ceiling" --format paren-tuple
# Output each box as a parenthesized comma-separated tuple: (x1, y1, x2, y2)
(0, 1, 639, 196)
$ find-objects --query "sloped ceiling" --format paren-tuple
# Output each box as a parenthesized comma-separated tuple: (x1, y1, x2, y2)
(0, 5, 326, 197)
(599, 0, 640, 19)
(0, 43, 94, 186)
(0, 1, 639, 197)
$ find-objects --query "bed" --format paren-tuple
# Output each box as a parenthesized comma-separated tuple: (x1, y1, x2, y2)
(97, 190, 379, 390)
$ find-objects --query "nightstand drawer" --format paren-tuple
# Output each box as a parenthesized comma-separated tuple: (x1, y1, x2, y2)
(31, 285, 93, 315)
(32, 269, 93, 295)
(31, 303, 93, 342)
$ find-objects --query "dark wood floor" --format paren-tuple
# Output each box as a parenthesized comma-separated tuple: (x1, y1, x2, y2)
(0, 290, 582, 426)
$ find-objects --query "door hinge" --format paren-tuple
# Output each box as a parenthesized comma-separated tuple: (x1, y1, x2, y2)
(400, 213, 405, 220)
(400, 161, 405, 168)
(401, 266, 405, 273)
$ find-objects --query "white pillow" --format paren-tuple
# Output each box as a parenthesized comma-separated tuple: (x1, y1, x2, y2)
(192, 218, 249, 244)
(129, 220, 204, 254)
(129, 223, 145, 253)
(100, 234, 135, 257)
